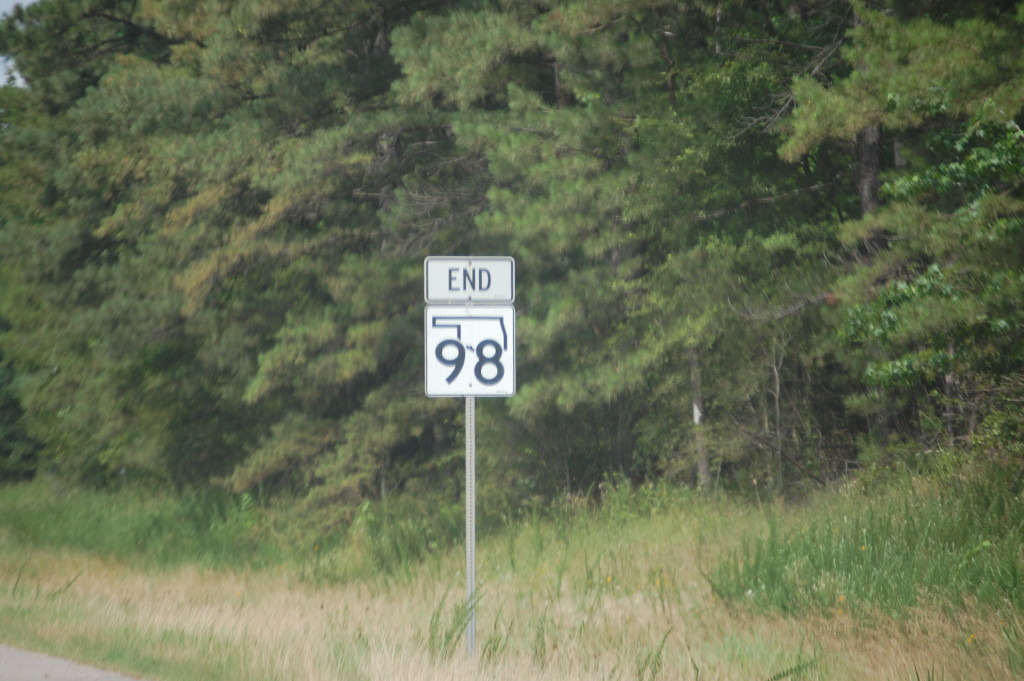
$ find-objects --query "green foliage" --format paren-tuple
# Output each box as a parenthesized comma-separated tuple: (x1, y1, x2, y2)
(349, 496, 465, 578)
(0, 0, 183, 113)
(781, 3, 1024, 159)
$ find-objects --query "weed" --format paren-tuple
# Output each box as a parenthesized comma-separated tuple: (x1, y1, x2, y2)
(480, 609, 512, 666)
(1003, 614, 1024, 676)
(765, 657, 817, 681)
(635, 629, 672, 681)
(11, 556, 28, 595)
(47, 570, 83, 599)
(530, 609, 551, 667)
(912, 666, 945, 681)
(426, 585, 475, 661)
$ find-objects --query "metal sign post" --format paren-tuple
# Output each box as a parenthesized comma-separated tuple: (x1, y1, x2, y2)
(464, 395, 476, 656)
(424, 256, 515, 659)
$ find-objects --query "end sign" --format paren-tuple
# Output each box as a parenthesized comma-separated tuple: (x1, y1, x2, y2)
(424, 256, 514, 304)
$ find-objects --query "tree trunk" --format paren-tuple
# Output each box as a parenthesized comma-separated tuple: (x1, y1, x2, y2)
(857, 122, 881, 216)
(854, 10, 881, 217)
(691, 355, 711, 490)
(770, 349, 784, 494)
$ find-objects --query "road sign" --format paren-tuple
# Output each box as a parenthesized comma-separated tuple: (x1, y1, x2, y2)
(424, 256, 515, 304)
(425, 305, 515, 397)
(423, 256, 516, 657)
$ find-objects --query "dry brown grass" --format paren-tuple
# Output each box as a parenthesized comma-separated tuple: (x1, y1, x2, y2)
(1, 512, 1019, 681)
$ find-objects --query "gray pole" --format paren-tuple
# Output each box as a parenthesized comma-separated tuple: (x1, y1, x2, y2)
(465, 396, 477, 657)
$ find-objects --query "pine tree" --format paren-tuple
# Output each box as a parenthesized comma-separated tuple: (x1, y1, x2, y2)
(781, 1, 1024, 453)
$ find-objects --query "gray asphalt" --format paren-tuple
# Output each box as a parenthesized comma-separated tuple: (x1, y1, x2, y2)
(0, 645, 146, 681)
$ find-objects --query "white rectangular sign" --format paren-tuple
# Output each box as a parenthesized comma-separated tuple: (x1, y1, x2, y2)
(424, 256, 515, 304)
(425, 305, 515, 397)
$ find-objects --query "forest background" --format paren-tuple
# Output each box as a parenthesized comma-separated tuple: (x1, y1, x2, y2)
(1, 0, 1022, 538)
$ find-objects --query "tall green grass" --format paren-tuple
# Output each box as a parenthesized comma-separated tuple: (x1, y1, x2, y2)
(3, 464, 1022, 680)
(708, 463, 1024, 616)
(4, 460, 1022, 624)
(0, 481, 280, 569)
(341, 476, 694, 580)
(348, 497, 465, 578)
